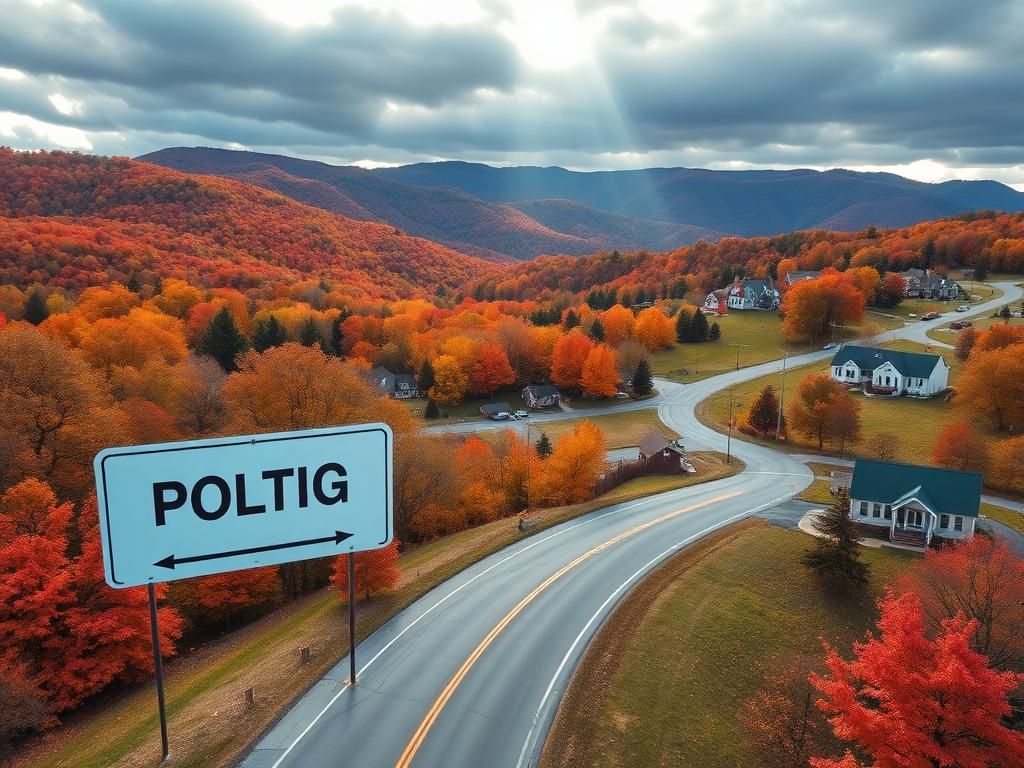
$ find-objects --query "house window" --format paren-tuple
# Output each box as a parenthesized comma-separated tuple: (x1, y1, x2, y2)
(954, 517, 964, 532)
(859, 501, 868, 516)
(940, 514, 950, 529)
(884, 505, 892, 520)
(872, 503, 881, 518)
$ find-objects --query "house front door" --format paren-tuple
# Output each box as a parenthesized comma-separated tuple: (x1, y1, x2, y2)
(897, 507, 924, 529)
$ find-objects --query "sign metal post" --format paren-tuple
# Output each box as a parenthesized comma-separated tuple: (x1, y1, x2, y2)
(147, 583, 169, 762)
(348, 551, 357, 686)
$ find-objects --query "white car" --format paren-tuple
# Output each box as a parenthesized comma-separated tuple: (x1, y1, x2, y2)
(615, 392, 630, 399)
(956, 305, 970, 312)
(513, 409, 529, 419)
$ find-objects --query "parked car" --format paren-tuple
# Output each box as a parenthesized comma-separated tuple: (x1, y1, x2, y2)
(494, 411, 512, 420)
(949, 320, 964, 330)
(822, 342, 837, 350)
(921, 311, 941, 320)
(956, 304, 970, 312)
(960, 320, 973, 327)
(513, 409, 529, 419)
(615, 392, 630, 399)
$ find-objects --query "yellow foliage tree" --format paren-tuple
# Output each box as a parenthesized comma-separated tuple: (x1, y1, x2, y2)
(429, 354, 469, 406)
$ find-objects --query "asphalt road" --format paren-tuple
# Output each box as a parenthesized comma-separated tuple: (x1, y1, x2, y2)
(241, 281, 1022, 768)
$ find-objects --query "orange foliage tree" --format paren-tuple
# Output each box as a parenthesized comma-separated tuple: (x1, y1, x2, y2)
(781, 272, 866, 341)
(990, 435, 1024, 493)
(429, 354, 469, 406)
(787, 373, 861, 450)
(931, 420, 989, 474)
(810, 591, 1024, 768)
(580, 345, 619, 397)
(955, 346, 1024, 431)
(633, 306, 675, 350)
(542, 420, 607, 505)
(551, 331, 594, 391)
(330, 541, 400, 602)
(469, 343, 516, 397)
(600, 304, 635, 346)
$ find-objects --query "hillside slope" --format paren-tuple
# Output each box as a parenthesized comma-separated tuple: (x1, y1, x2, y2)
(0, 149, 493, 297)
(378, 162, 1024, 237)
(139, 148, 725, 259)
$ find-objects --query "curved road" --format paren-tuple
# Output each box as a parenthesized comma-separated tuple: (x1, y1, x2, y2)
(241, 282, 1021, 768)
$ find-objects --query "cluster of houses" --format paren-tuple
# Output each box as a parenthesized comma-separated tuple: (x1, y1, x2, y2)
(836, 458, 982, 547)
(702, 268, 964, 315)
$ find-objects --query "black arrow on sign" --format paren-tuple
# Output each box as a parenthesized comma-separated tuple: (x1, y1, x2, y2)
(154, 530, 353, 570)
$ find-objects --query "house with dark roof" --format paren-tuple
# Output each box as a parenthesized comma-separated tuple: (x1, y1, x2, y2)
(899, 268, 962, 300)
(726, 278, 779, 310)
(848, 459, 982, 547)
(783, 270, 822, 286)
(829, 345, 949, 398)
(702, 286, 730, 314)
(637, 432, 686, 474)
(369, 367, 419, 399)
(522, 384, 560, 409)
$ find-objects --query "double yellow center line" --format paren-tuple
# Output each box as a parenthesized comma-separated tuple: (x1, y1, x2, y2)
(394, 490, 743, 768)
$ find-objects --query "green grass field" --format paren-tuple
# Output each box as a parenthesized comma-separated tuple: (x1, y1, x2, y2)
(981, 502, 1024, 535)
(550, 523, 916, 767)
(927, 314, 1024, 344)
(699, 340, 990, 467)
(527, 409, 678, 450)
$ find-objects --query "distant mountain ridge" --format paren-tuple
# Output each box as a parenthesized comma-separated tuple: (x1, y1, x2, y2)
(139, 148, 1024, 259)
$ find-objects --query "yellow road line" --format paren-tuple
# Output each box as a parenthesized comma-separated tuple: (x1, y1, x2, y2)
(393, 490, 744, 768)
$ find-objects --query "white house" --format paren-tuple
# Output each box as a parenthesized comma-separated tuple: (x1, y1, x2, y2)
(848, 459, 982, 547)
(829, 345, 949, 398)
(725, 278, 780, 310)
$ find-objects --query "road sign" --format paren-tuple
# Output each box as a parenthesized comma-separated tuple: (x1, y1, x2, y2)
(93, 423, 393, 588)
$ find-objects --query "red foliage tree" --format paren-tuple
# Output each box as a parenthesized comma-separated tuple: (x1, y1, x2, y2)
(469, 342, 516, 396)
(331, 541, 401, 601)
(811, 591, 1024, 768)
(931, 420, 989, 474)
(551, 331, 594, 391)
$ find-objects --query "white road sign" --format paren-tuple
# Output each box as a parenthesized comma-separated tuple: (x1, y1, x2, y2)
(93, 424, 393, 588)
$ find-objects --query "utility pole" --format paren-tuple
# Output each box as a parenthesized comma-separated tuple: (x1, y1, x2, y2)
(828, 320, 846, 346)
(726, 342, 751, 371)
(726, 390, 734, 464)
(775, 348, 789, 441)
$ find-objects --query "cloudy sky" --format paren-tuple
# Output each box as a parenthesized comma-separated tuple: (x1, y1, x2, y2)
(2, 0, 1023, 188)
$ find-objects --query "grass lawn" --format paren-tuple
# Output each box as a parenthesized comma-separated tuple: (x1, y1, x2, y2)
(19, 457, 740, 768)
(927, 314, 1024, 344)
(541, 521, 917, 768)
(649, 311, 898, 383)
(527, 409, 679, 450)
(698, 340, 992, 468)
(980, 502, 1024, 535)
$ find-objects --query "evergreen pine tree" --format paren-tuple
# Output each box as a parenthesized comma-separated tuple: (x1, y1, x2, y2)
(198, 307, 249, 372)
(563, 309, 580, 331)
(747, 384, 779, 437)
(329, 313, 346, 357)
(535, 433, 553, 458)
(589, 318, 605, 342)
(126, 275, 142, 293)
(299, 317, 322, 347)
(689, 309, 710, 342)
(23, 289, 48, 325)
(675, 308, 692, 343)
(709, 321, 721, 341)
(632, 359, 653, 396)
(801, 487, 870, 593)
(252, 315, 288, 352)
(424, 399, 440, 419)
(418, 359, 436, 393)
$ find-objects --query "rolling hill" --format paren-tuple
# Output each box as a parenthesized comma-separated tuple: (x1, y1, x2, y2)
(377, 162, 1024, 237)
(139, 148, 726, 260)
(0, 148, 494, 297)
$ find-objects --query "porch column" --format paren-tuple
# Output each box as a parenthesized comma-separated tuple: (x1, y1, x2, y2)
(890, 506, 897, 540)
(925, 512, 936, 546)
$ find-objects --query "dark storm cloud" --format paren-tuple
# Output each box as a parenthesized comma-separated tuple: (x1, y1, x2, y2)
(0, 0, 1022, 180)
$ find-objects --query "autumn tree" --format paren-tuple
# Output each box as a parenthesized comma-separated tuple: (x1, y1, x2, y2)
(811, 591, 1024, 768)
(954, 325, 978, 361)
(955, 346, 1024, 431)
(829, 396, 862, 458)
(788, 373, 860, 450)
(172, 355, 227, 435)
(198, 306, 250, 372)
(802, 487, 869, 593)
(873, 272, 906, 308)
(781, 273, 866, 341)
(470, 343, 516, 397)
(0, 668, 48, 762)
(252, 315, 288, 351)
(931, 420, 989, 474)
(990, 434, 1024, 493)
(632, 359, 653, 396)
(899, 536, 1024, 670)
(541, 420, 606, 505)
(600, 304, 635, 346)
(864, 431, 899, 462)
(580, 345, 619, 398)
(429, 354, 469, 406)
(747, 384, 781, 438)
(551, 331, 595, 391)
(634, 306, 674, 350)
(393, 433, 460, 542)
(331, 541, 400, 601)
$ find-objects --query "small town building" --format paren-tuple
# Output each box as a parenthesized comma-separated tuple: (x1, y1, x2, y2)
(726, 278, 780, 310)
(829, 345, 949, 398)
(369, 367, 419, 399)
(522, 384, 560, 409)
(899, 268, 962, 300)
(702, 287, 730, 314)
(783, 270, 821, 286)
(637, 432, 686, 474)
(480, 402, 513, 420)
(848, 459, 981, 547)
